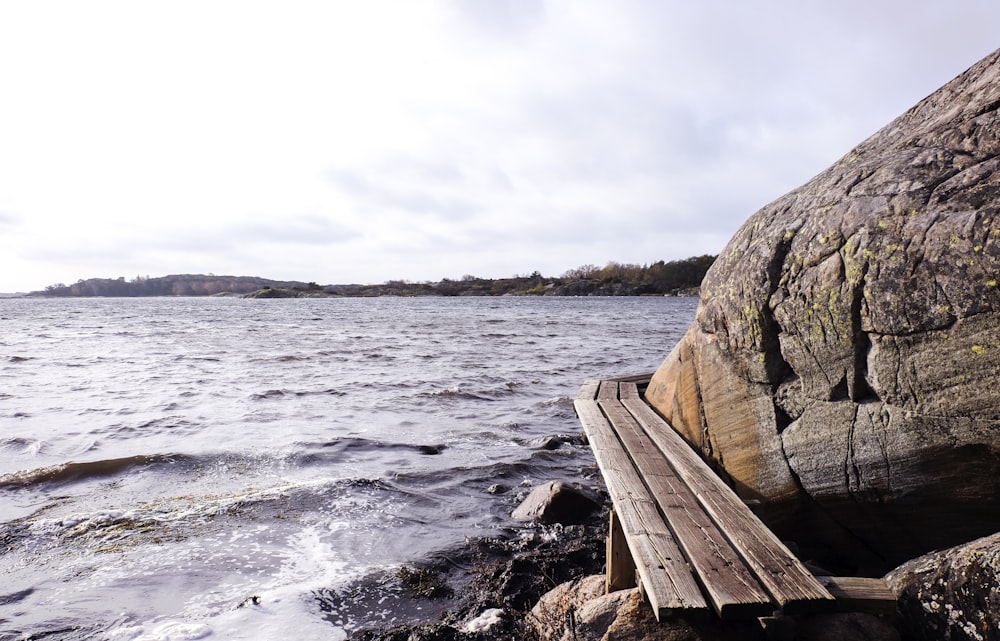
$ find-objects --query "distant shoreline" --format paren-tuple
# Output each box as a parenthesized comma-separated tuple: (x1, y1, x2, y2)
(19, 256, 715, 299)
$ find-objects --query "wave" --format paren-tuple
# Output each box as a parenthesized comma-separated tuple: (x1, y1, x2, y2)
(249, 387, 347, 400)
(290, 437, 449, 466)
(0, 453, 187, 490)
(419, 381, 523, 402)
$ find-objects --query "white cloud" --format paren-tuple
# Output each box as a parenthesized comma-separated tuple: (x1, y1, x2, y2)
(0, 1, 998, 291)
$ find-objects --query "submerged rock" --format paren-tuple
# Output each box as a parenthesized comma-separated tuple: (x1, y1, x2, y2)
(645, 47, 1000, 569)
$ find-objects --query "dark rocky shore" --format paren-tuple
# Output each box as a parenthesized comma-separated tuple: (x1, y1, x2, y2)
(323, 499, 609, 640)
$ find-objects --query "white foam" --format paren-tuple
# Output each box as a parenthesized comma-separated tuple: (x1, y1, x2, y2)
(461, 608, 505, 633)
(105, 521, 356, 641)
(108, 622, 211, 641)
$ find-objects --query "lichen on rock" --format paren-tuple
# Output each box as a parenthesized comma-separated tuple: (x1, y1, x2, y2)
(887, 531, 1000, 641)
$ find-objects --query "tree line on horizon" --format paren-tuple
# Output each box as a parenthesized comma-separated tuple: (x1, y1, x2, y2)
(34, 255, 717, 298)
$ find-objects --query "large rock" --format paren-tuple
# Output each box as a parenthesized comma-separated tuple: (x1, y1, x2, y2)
(645, 48, 1000, 569)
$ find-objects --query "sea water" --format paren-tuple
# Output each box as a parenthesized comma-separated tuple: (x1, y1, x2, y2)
(0, 296, 696, 640)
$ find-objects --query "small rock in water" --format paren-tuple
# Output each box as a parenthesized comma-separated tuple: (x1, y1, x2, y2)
(511, 480, 601, 525)
(417, 444, 446, 455)
(487, 483, 509, 495)
(530, 434, 577, 450)
(236, 595, 262, 608)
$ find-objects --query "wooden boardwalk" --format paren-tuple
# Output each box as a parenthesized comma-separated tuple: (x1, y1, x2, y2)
(575, 376, 894, 621)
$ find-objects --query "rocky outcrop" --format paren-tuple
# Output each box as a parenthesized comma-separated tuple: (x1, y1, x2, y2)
(645, 48, 1000, 569)
(886, 531, 1000, 641)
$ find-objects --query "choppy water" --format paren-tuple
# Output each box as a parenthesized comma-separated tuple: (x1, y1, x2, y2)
(0, 296, 695, 640)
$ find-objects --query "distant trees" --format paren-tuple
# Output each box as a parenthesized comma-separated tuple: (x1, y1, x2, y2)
(34, 275, 317, 297)
(555, 255, 716, 295)
(32, 255, 716, 298)
(561, 264, 601, 280)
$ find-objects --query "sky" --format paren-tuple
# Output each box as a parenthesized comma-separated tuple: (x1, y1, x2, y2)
(0, 2, 998, 292)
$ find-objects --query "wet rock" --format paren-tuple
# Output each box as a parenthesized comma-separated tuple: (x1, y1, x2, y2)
(349, 516, 607, 641)
(466, 523, 605, 612)
(396, 565, 453, 599)
(530, 434, 579, 450)
(417, 444, 446, 455)
(645, 47, 1000, 568)
(511, 480, 601, 525)
(886, 530, 1000, 641)
(486, 483, 509, 495)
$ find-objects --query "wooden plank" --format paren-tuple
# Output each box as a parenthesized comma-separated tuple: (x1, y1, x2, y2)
(619, 383, 641, 400)
(597, 380, 619, 400)
(816, 577, 897, 615)
(622, 394, 836, 615)
(601, 397, 774, 619)
(575, 398, 707, 619)
(576, 380, 601, 401)
(607, 372, 655, 384)
(607, 509, 636, 592)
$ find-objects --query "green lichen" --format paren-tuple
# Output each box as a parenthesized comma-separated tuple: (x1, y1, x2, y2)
(972, 345, 988, 356)
(987, 280, 997, 288)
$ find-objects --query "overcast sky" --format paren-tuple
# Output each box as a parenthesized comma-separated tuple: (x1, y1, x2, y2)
(0, 1, 997, 292)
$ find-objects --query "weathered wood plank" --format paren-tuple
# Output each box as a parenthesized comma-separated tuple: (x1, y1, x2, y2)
(816, 577, 897, 614)
(575, 398, 707, 619)
(597, 380, 619, 400)
(601, 397, 774, 619)
(607, 372, 655, 384)
(576, 380, 601, 401)
(621, 390, 835, 615)
(619, 383, 641, 400)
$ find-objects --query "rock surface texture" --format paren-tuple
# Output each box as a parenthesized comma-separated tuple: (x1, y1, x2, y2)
(886, 531, 1000, 641)
(645, 48, 1000, 569)
(528, 575, 763, 641)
